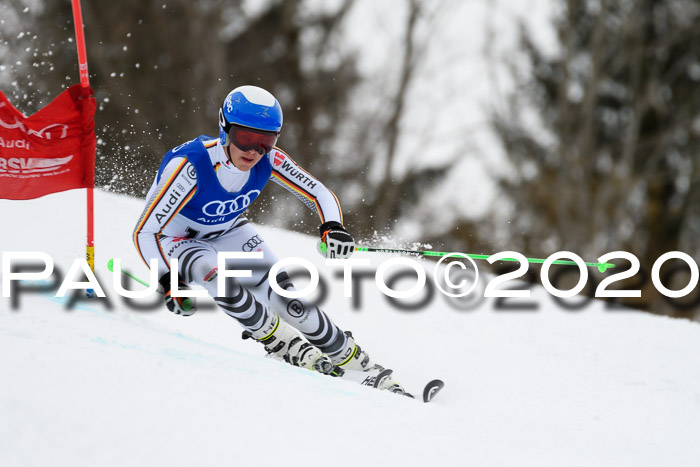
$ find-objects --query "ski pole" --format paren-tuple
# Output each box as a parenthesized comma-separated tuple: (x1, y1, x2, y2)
(353, 246, 615, 273)
(107, 258, 151, 287)
(107, 259, 193, 310)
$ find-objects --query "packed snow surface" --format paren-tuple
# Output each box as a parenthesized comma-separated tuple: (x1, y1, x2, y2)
(1, 190, 700, 467)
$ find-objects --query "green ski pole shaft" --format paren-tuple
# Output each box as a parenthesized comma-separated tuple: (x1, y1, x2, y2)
(107, 259, 193, 310)
(107, 258, 151, 287)
(354, 247, 615, 273)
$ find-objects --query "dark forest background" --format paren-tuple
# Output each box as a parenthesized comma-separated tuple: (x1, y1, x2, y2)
(1, 0, 699, 318)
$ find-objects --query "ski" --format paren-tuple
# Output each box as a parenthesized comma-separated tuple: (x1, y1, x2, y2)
(372, 368, 394, 389)
(341, 367, 445, 403)
(422, 379, 445, 403)
(254, 343, 444, 402)
(333, 366, 392, 388)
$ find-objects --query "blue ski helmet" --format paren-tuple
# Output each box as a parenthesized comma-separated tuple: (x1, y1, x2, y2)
(218, 85, 283, 146)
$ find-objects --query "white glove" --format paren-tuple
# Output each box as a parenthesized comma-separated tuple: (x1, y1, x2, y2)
(317, 221, 355, 259)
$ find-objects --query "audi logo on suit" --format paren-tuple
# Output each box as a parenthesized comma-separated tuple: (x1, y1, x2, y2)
(202, 190, 261, 216)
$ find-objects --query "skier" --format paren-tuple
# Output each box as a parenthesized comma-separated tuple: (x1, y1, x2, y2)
(133, 85, 404, 393)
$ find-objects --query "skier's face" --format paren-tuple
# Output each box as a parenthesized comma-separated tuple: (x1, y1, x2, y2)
(226, 142, 264, 171)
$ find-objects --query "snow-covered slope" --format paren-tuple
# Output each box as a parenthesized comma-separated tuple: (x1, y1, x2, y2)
(1, 190, 700, 467)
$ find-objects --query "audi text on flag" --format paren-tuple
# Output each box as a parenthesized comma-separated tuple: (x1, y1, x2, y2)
(0, 84, 96, 200)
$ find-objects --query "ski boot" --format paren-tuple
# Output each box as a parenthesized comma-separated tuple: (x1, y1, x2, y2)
(330, 331, 410, 396)
(243, 313, 334, 374)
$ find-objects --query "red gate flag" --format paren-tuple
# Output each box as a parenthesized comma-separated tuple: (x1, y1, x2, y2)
(0, 84, 96, 200)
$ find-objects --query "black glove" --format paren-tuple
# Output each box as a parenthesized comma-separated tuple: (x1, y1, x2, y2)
(318, 221, 355, 259)
(158, 271, 196, 316)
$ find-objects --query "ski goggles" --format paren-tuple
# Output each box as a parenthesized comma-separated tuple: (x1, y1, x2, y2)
(228, 125, 279, 155)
